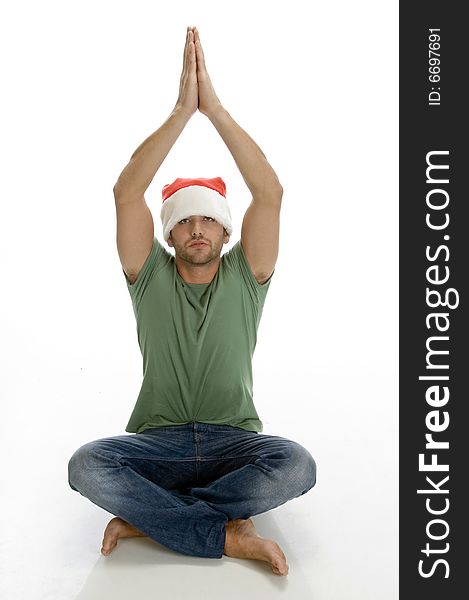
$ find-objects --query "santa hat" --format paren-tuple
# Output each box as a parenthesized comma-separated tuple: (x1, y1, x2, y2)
(160, 177, 233, 242)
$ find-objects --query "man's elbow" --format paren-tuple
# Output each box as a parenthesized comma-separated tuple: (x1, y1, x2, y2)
(277, 184, 284, 202)
(272, 184, 283, 209)
(270, 177, 283, 195)
(255, 181, 283, 206)
(272, 180, 283, 202)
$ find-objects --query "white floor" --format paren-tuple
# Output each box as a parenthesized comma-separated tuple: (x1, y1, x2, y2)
(1, 473, 397, 600)
(1, 359, 398, 600)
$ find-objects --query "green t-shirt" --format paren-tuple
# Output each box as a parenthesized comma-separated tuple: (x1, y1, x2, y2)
(123, 238, 272, 433)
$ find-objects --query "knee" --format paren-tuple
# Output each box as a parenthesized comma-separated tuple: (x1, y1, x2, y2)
(68, 444, 88, 491)
(67, 441, 107, 492)
(286, 442, 317, 495)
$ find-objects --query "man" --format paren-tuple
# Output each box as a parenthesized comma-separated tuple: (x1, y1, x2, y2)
(68, 26, 316, 577)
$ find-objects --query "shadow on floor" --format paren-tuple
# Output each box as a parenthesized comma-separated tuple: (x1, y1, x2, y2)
(74, 513, 315, 600)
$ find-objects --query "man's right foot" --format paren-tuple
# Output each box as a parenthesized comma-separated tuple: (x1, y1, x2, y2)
(223, 518, 289, 576)
(101, 517, 146, 556)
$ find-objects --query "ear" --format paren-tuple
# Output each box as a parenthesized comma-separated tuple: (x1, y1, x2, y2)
(223, 229, 230, 245)
(167, 232, 174, 247)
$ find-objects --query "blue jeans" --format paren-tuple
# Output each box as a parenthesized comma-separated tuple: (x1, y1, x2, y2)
(68, 422, 316, 558)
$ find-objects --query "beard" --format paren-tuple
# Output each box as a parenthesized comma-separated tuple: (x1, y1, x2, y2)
(171, 234, 225, 266)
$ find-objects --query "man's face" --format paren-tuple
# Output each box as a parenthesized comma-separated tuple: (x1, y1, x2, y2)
(168, 215, 230, 265)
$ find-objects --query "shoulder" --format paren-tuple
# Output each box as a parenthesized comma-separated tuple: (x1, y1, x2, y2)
(222, 240, 274, 290)
(124, 237, 173, 289)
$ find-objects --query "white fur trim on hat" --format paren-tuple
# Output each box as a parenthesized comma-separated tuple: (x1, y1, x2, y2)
(160, 185, 233, 242)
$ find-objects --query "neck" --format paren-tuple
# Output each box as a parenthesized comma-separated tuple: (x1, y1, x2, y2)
(175, 255, 221, 283)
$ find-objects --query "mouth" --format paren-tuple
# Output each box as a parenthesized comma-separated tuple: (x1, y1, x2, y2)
(189, 241, 208, 247)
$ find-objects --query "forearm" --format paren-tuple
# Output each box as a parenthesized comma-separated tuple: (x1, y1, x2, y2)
(113, 106, 191, 203)
(208, 106, 282, 197)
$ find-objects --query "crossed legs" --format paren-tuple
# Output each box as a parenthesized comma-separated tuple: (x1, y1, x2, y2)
(68, 424, 316, 575)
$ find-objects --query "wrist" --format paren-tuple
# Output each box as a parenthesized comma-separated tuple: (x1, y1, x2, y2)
(172, 103, 195, 122)
(205, 102, 226, 122)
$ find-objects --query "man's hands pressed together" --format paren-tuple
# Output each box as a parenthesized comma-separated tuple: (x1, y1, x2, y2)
(176, 26, 223, 119)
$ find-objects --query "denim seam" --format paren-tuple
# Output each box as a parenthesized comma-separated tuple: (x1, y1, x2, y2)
(197, 455, 259, 461)
(119, 457, 198, 462)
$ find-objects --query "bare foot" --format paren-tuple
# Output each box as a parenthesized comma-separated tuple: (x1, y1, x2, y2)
(223, 518, 289, 576)
(101, 517, 147, 556)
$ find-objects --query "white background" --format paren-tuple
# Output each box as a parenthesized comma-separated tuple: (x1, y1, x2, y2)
(0, 1, 398, 598)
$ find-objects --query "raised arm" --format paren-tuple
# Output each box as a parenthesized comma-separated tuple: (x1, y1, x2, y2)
(193, 27, 283, 284)
(114, 28, 198, 283)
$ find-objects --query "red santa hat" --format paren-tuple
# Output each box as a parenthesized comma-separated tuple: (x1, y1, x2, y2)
(160, 177, 233, 242)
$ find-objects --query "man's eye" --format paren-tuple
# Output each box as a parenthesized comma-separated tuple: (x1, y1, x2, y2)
(204, 217, 214, 222)
(179, 218, 189, 224)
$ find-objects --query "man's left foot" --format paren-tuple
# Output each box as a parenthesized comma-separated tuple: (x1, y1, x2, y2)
(224, 518, 290, 575)
(101, 517, 146, 556)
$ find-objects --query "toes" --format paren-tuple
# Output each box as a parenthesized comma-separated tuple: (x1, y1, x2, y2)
(101, 537, 117, 556)
(271, 552, 289, 576)
(272, 564, 289, 576)
(101, 545, 115, 556)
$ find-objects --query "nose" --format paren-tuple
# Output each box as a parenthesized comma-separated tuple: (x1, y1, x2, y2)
(190, 217, 205, 237)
